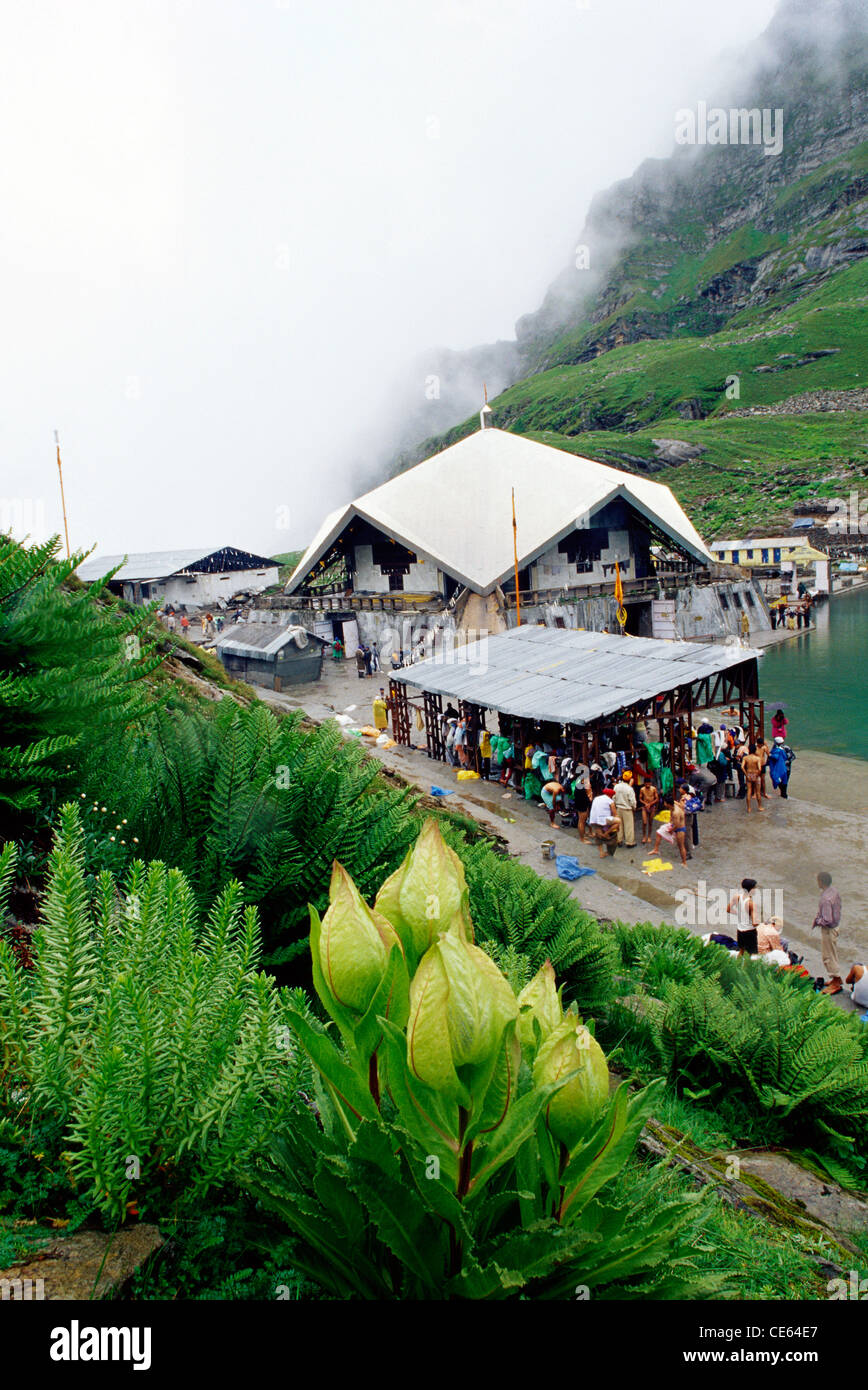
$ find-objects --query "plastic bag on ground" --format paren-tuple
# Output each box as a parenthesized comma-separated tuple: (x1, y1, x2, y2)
(555, 856, 596, 881)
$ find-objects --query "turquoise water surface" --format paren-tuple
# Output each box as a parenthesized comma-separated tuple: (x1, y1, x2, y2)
(759, 585, 868, 761)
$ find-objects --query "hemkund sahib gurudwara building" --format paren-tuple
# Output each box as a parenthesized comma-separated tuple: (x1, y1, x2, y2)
(281, 408, 771, 655)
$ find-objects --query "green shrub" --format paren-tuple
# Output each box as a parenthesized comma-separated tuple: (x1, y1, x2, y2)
(86, 700, 618, 1010)
(245, 822, 725, 1300)
(84, 701, 422, 967)
(604, 924, 868, 1168)
(0, 805, 309, 1221)
(0, 536, 161, 828)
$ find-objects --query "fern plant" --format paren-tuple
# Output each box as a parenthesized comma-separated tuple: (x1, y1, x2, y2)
(607, 936, 868, 1162)
(0, 804, 310, 1221)
(83, 701, 423, 967)
(81, 691, 625, 999)
(0, 535, 162, 828)
(454, 839, 618, 1015)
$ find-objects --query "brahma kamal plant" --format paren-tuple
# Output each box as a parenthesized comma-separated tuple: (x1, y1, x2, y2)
(247, 820, 723, 1299)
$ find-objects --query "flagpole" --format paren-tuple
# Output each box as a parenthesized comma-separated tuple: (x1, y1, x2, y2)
(55, 431, 71, 558)
(512, 486, 521, 627)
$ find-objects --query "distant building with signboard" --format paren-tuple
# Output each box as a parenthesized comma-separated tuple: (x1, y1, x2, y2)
(710, 536, 830, 593)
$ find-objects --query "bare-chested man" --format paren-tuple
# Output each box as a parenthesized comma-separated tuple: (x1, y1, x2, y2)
(653, 789, 690, 866)
(742, 743, 764, 813)
(756, 736, 770, 797)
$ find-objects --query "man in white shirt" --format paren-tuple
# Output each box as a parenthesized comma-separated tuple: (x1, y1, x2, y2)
(588, 792, 620, 858)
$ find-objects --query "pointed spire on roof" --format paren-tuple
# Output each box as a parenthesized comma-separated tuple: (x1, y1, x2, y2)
(479, 382, 493, 430)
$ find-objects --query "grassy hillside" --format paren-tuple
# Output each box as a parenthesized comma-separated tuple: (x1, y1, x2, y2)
(389, 3, 868, 539)
(400, 256, 868, 538)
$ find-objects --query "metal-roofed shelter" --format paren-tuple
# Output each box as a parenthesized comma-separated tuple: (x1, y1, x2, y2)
(388, 625, 763, 784)
(215, 623, 328, 690)
(76, 546, 280, 608)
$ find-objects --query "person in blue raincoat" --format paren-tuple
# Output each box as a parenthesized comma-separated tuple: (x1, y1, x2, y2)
(768, 736, 795, 799)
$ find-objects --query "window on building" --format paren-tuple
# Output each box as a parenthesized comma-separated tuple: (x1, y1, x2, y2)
(773, 548, 781, 563)
(732, 593, 743, 608)
(554, 616, 566, 629)
(388, 571, 405, 592)
(559, 528, 606, 574)
(746, 549, 754, 560)
(719, 593, 729, 610)
(731, 550, 740, 563)
(761, 549, 769, 563)
(744, 591, 755, 607)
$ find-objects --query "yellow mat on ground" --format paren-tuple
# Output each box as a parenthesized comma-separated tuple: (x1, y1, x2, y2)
(641, 858, 673, 874)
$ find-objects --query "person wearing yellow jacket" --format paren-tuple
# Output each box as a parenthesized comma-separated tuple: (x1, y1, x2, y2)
(372, 688, 389, 731)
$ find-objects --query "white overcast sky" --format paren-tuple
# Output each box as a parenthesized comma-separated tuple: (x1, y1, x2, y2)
(1, 0, 778, 562)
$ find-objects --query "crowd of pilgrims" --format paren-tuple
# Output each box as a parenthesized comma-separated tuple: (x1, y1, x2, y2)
(438, 703, 797, 857)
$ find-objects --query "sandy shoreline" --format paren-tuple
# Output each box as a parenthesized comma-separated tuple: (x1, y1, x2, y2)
(259, 658, 867, 1013)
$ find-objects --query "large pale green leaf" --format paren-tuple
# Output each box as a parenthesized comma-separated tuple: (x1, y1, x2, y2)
(465, 1080, 567, 1202)
(378, 1020, 460, 1184)
(463, 1020, 521, 1144)
(285, 1008, 379, 1137)
(559, 1080, 662, 1222)
(352, 942, 410, 1063)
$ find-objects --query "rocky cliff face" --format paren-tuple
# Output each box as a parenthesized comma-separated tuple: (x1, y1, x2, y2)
(516, 0, 868, 371)
(393, 0, 868, 465)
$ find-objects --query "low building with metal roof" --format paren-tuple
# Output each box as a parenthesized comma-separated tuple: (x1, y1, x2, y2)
(76, 546, 280, 609)
(215, 623, 328, 690)
(388, 624, 764, 783)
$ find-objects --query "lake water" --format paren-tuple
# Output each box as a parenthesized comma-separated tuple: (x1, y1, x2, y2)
(759, 584, 868, 761)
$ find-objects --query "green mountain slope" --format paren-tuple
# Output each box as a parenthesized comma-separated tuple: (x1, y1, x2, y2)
(393, 0, 868, 538)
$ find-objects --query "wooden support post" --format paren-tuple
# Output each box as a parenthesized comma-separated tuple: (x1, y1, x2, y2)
(423, 690, 444, 761)
(389, 679, 411, 746)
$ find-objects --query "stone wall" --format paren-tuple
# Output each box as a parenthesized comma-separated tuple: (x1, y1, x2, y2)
(519, 578, 770, 640)
(253, 577, 770, 655)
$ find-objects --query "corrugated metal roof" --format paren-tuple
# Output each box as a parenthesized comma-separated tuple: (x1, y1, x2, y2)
(286, 427, 714, 596)
(392, 626, 761, 726)
(215, 623, 327, 659)
(77, 549, 210, 582)
(76, 547, 278, 583)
